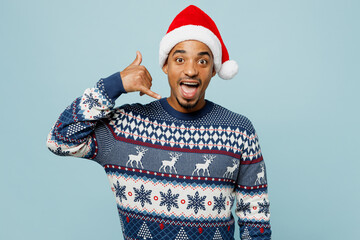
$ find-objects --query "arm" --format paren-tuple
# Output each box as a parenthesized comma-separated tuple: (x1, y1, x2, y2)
(46, 51, 160, 159)
(46, 72, 125, 159)
(235, 128, 271, 239)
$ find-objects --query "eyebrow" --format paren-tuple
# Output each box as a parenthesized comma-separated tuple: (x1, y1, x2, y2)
(172, 50, 212, 58)
(172, 50, 186, 56)
(198, 51, 211, 58)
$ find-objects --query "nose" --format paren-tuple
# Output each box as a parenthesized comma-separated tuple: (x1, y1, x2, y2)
(183, 60, 198, 77)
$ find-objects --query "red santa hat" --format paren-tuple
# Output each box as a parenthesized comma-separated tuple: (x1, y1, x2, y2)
(159, 5, 238, 80)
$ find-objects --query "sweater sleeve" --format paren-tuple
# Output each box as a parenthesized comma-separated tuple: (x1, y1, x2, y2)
(46, 72, 126, 160)
(235, 127, 272, 239)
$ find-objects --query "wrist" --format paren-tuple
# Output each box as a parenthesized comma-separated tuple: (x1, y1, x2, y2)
(102, 72, 127, 102)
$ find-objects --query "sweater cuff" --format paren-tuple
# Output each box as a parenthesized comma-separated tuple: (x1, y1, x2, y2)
(102, 72, 127, 102)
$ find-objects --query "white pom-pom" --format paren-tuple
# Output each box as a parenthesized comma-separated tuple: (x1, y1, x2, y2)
(218, 60, 238, 80)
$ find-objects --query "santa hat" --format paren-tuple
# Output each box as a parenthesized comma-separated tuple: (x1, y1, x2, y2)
(159, 5, 238, 80)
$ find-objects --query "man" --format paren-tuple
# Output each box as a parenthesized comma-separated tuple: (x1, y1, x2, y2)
(47, 5, 271, 240)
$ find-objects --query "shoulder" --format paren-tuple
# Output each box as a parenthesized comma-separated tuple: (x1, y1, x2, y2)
(111, 100, 163, 119)
(210, 102, 256, 134)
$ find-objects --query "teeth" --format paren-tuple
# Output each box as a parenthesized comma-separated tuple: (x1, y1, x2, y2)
(182, 82, 198, 86)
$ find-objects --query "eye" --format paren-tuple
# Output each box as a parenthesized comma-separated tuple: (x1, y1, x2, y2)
(176, 58, 184, 63)
(198, 59, 208, 65)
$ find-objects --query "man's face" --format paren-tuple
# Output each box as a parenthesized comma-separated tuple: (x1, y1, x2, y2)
(162, 40, 216, 113)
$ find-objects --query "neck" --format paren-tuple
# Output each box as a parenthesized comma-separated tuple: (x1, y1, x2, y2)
(159, 98, 213, 121)
(166, 97, 206, 113)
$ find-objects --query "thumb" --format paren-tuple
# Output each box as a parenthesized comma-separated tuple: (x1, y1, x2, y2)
(130, 51, 142, 66)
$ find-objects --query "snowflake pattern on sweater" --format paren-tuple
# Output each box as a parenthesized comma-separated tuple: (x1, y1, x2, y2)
(47, 72, 271, 239)
(159, 189, 180, 212)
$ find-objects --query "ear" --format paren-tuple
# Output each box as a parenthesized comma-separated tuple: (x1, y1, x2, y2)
(212, 66, 216, 77)
(162, 59, 168, 75)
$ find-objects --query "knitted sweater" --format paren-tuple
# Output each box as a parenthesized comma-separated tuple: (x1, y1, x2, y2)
(47, 72, 271, 240)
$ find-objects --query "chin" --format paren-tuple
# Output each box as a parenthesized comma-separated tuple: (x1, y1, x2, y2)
(176, 97, 200, 110)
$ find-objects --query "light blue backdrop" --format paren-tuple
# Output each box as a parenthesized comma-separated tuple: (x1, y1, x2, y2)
(1, 0, 359, 239)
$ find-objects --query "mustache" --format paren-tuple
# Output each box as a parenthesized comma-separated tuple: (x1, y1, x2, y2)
(178, 77, 202, 83)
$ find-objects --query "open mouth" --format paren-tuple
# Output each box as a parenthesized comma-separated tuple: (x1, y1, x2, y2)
(180, 81, 200, 99)
(180, 82, 199, 87)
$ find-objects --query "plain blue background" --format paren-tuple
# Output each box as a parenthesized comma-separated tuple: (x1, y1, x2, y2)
(1, 0, 359, 239)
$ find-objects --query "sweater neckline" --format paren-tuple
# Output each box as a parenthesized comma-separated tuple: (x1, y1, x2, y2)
(159, 98, 213, 121)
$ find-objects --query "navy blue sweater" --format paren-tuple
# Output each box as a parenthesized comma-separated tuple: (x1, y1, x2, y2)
(47, 72, 271, 239)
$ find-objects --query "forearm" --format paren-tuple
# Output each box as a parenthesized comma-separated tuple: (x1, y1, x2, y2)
(236, 185, 271, 239)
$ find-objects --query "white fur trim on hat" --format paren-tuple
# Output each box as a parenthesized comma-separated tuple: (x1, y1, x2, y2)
(159, 25, 222, 73)
(218, 60, 239, 80)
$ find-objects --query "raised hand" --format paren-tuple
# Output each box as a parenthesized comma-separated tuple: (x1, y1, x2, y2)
(120, 51, 161, 100)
